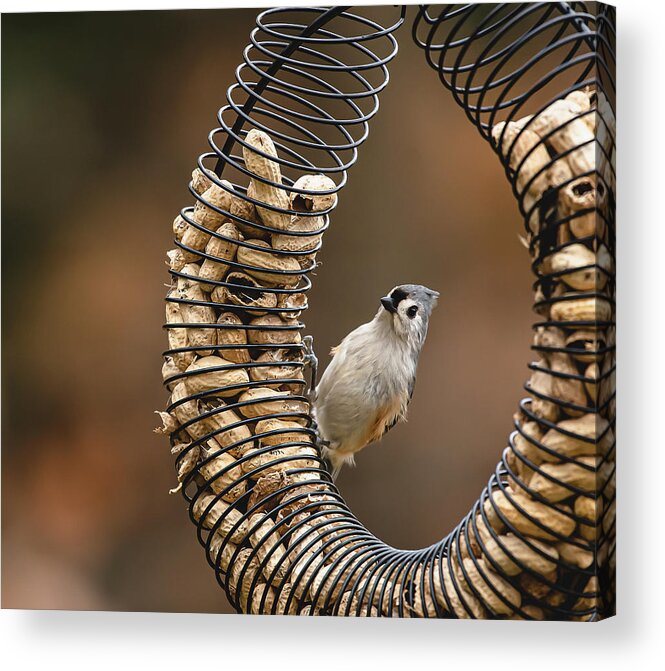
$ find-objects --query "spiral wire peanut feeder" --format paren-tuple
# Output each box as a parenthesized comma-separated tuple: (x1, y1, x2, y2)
(159, 3, 615, 619)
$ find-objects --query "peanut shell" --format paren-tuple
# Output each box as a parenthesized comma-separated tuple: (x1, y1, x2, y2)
(243, 129, 291, 230)
(198, 221, 241, 291)
(211, 271, 278, 315)
(192, 493, 248, 544)
(199, 441, 247, 502)
(215, 312, 250, 364)
(236, 387, 309, 426)
(184, 355, 250, 397)
(237, 239, 302, 288)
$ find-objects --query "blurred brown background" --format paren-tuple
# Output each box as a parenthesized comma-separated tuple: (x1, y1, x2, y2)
(1, 6, 533, 613)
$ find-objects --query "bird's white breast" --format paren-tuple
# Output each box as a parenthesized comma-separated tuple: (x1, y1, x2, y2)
(314, 317, 416, 453)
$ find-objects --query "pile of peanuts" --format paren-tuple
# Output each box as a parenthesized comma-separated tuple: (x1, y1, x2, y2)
(443, 87, 614, 619)
(157, 86, 615, 618)
(158, 128, 396, 614)
(398, 88, 615, 620)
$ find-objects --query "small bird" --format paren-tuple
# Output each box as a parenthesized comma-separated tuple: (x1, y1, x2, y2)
(312, 284, 439, 479)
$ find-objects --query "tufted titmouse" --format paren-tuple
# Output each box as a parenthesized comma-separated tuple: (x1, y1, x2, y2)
(310, 284, 439, 479)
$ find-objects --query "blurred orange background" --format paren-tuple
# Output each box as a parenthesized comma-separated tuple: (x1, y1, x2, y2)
(1, 6, 533, 613)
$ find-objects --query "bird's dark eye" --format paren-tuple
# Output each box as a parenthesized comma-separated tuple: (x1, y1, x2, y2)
(407, 305, 418, 318)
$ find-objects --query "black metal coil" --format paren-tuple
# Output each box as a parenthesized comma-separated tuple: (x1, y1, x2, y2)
(161, 3, 615, 619)
(413, 2, 616, 619)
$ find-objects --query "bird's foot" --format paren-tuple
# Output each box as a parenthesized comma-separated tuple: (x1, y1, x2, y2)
(309, 417, 330, 450)
(302, 335, 318, 396)
(310, 418, 337, 479)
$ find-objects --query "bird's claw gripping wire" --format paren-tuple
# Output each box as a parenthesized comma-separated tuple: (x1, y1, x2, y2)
(302, 335, 319, 396)
(302, 335, 331, 465)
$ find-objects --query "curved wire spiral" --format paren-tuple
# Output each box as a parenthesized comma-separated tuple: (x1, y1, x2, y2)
(161, 3, 615, 619)
(410, 3, 615, 619)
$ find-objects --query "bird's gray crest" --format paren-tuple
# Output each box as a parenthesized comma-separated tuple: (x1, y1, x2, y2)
(390, 284, 439, 313)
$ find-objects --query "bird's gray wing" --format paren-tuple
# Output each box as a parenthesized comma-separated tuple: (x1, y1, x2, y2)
(380, 376, 416, 438)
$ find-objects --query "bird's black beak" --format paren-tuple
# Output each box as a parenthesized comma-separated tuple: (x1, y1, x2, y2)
(381, 296, 397, 313)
